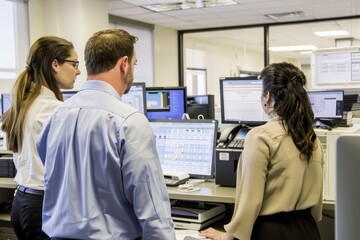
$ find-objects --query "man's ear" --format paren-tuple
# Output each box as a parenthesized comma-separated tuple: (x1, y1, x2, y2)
(52, 59, 59, 73)
(120, 56, 128, 73)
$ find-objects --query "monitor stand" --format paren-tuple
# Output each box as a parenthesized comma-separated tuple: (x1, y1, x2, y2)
(313, 119, 335, 130)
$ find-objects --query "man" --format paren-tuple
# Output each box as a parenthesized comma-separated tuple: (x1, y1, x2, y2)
(36, 29, 176, 240)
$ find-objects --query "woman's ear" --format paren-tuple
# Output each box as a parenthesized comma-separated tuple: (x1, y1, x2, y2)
(262, 92, 271, 105)
(52, 59, 59, 73)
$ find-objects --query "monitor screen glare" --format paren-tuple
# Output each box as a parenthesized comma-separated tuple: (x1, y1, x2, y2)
(149, 119, 217, 179)
(146, 87, 186, 120)
(220, 77, 268, 125)
(122, 82, 147, 114)
(308, 90, 344, 119)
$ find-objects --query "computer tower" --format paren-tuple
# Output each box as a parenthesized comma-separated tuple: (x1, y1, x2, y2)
(215, 148, 241, 187)
(186, 95, 215, 119)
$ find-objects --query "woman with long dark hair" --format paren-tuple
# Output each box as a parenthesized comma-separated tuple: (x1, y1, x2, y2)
(200, 62, 323, 240)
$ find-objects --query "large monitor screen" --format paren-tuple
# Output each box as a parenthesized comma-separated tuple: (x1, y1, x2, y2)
(220, 77, 268, 126)
(122, 82, 147, 115)
(146, 87, 187, 120)
(308, 90, 344, 119)
(311, 47, 360, 89)
(149, 119, 217, 179)
(1, 93, 11, 115)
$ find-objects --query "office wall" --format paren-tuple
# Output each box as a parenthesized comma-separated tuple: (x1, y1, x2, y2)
(28, 1, 178, 89)
(153, 26, 178, 87)
(28, 0, 108, 89)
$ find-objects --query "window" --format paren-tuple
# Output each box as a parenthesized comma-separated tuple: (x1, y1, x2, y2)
(0, 0, 16, 79)
(0, 0, 29, 92)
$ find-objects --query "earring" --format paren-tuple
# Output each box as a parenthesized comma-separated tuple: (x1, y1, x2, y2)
(264, 103, 267, 107)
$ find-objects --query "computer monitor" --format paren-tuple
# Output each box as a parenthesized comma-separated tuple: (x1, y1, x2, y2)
(146, 87, 187, 120)
(62, 91, 78, 101)
(219, 77, 268, 126)
(122, 82, 147, 115)
(311, 47, 360, 89)
(149, 119, 218, 179)
(307, 90, 344, 119)
(1, 93, 11, 115)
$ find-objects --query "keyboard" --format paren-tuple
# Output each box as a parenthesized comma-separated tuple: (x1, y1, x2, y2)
(227, 139, 244, 149)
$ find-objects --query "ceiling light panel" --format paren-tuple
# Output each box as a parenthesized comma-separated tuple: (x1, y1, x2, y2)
(269, 45, 317, 51)
(314, 30, 350, 37)
(143, 0, 238, 12)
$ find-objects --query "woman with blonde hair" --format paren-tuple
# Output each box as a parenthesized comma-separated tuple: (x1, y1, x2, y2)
(1, 36, 80, 240)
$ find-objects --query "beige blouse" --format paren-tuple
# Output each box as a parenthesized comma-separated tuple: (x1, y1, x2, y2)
(224, 120, 324, 240)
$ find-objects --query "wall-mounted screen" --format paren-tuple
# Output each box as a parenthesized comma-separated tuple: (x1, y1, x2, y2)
(308, 90, 344, 119)
(146, 87, 187, 120)
(122, 82, 147, 115)
(149, 119, 217, 179)
(220, 77, 268, 126)
(311, 47, 360, 89)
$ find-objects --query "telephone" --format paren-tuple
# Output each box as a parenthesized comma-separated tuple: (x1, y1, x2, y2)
(163, 171, 190, 186)
(217, 125, 249, 149)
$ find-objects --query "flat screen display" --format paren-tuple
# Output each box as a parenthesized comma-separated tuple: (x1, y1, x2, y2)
(311, 47, 360, 89)
(149, 119, 217, 179)
(308, 90, 344, 119)
(220, 77, 268, 126)
(146, 87, 187, 120)
(122, 82, 147, 115)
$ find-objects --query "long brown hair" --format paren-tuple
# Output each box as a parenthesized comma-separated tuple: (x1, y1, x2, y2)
(1, 36, 74, 152)
(260, 62, 317, 162)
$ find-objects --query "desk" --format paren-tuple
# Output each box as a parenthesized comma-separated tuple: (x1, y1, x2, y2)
(168, 181, 235, 203)
(167, 180, 335, 210)
(0, 178, 16, 227)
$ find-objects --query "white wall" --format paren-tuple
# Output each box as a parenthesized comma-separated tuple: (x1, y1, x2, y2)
(153, 26, 178, 87)
(28, 0, 108, 89)
(184, 36, 264, 106)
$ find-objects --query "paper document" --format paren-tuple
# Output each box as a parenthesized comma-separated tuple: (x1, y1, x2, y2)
(175, 229, 210, 240)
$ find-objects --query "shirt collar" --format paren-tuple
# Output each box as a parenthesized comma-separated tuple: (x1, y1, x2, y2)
(40, 86, 58, 100)
(79, 80, 121, 100)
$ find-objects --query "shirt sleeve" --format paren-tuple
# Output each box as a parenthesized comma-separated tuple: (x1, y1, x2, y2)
(311, 138, 324, 222)
(224, 127, 270, 240)
(119, 113, 176, 240)
(35, 118, 51, 165)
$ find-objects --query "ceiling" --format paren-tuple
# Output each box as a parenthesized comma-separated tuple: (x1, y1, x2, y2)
(107, 0, 360, 60)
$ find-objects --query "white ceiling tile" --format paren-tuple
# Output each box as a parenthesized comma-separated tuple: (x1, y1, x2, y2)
(107, 1, 134, 9)
(107, 0, 360, 55)
(109, 7, 151, 16)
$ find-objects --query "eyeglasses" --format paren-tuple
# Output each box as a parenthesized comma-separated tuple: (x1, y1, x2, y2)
(64, 59, 79, 69)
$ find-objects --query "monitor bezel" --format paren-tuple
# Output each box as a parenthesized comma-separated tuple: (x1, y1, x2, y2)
(1, 93, 11, 115)
(307, 89, 344, 120)
(149, 118, 218, 179)
(219, 76, 267, 126)
(123, 82, 147, 115)
(146, 86, 187, 120)
(61, 90, 78, 101)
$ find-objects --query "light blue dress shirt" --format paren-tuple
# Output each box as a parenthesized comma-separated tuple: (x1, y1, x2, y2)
(36, 80, 176, 240)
